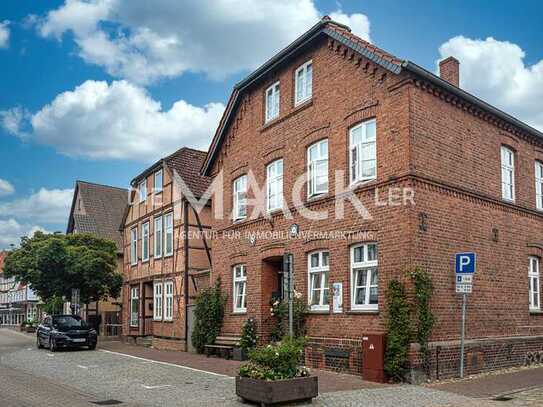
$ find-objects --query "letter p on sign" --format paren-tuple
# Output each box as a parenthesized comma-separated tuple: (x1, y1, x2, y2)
(455, 252, 476, 274)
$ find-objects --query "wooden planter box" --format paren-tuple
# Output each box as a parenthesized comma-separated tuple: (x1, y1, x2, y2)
(236, 375, 318, 406)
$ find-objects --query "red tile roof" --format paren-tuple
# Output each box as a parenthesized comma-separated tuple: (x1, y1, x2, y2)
(165, 147, 211, 198)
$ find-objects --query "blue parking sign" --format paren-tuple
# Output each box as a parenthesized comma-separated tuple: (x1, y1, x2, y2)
(455, 252, 476, 274)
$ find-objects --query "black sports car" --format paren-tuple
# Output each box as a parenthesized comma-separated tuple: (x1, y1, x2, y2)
(37, 314, 97, 351)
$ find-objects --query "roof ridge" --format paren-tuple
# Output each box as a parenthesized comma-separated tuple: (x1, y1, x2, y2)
(77, 180, 128, 191)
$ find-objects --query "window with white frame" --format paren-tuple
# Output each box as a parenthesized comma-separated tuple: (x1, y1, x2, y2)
(266, 159, 283, 211)
(233, 175, 247, 220)
(529, 256, 540, 311)
(501, 146, 515, 201)
(295, 60, 312, 105)
(233, 264, 247, 312)
(139, 180, 147, 202)
(307, 139, 328, 197)
(351, 243, 378, 310)
(308, 251, 329, 310)
(536, 162, 543, 210)
(164, 280, 174, 320)
(265, 82, 280, 122)
(153, 281, 163, 320)
(154, 170, 163, 193)
(130, 287, 139, 326)
(130, 227, 138, 265)
(154, 216, 162, 258)
(142, 222, 149, 262)
(350, 119, 377, 184)
(164, 213, 173, 256)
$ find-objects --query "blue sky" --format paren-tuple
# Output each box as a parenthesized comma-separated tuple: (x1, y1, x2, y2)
(0, 0, 542, 248)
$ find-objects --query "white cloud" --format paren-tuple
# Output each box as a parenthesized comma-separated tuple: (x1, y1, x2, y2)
(0, 20, 9, 48)
(20, 80, 224, 161)
(0, 188, 73, 224)
(0, 106, 31, 138)
(439, 36, 543, 131)
(0, 179, 15, 197)
(0, 219, 49, 249)
(329, 11, 370, 42)
(36, 0, 370, 83)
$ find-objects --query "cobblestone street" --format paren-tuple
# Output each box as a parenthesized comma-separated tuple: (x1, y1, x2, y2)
(2, 328, 543, 406)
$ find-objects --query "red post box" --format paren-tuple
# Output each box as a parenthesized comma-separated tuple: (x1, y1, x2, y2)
(362, 334, 386, 383)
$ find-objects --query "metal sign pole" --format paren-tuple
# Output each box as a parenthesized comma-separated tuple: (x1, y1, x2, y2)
(460, 292, 467, 378)
(284, 253, 294, 338)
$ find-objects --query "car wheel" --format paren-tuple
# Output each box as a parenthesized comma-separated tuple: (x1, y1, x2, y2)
(49, 338, 56, 352)
(36, 335, 43, 349)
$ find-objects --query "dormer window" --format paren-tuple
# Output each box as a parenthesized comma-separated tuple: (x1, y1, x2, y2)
(265, 82, 280, 122)
(295, 60, 312, 106)
(501, 146, 515, 202)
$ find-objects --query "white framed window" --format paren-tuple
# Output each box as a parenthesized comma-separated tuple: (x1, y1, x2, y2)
(130, 227, 138, 265)
(233, 264, 247, 313)
(164, 213, 173, 256)
(529, 256, 540, 311)
(501, 146, 515, 201)
(130, 287, 139, 327)
(307, 139, 328, 197)
(154, 216, 162, 258)
(153, 281, 163, 320)
(350, 119, 377, 184)
(141, 222, 149, 262)
(164, 280, 174, 321)
(351, 243, 378, 311)
(154, 170, 163, 193)
(265, 81, 280, 122)
(139, 180, 147, 203)
(308, 251, 329, 311)
(233, 175, 247, 221)
(266, 159, 283, 211)
(295, 60, 312, 106)
(536, 162, 543, 210)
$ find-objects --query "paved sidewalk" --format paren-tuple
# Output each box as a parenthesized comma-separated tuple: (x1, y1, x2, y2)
(100, 340, 385, 393)
(429, 366, 543, 399)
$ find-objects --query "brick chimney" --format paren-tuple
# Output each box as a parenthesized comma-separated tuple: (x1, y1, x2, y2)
(439, 56, 460, 87)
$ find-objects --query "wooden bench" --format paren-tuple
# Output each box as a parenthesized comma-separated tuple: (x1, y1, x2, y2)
(204, 336, 241, 359)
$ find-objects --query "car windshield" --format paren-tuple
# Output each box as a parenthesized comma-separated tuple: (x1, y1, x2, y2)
(52, 316, 88, 328)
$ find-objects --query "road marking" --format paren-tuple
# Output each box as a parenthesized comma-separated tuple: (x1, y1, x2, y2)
(77, 364, 98, 369)
(47, 354, 55, 357)
(141, 384, 173, 390)
(99, 349, 233, 379)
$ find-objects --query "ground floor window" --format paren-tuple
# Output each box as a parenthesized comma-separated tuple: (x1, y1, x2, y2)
(308, 251, 329, 311)
(529, 256, 540, 311)
(233, 264, 247, 313)
(153, 281, 163, 320)
(130, 287, 139, 327)
(164, 280, 174, 321)
(351, 243, 378, 311)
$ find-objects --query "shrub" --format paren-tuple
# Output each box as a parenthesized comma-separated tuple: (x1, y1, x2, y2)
(239, 336, 309, 380)
(191, 278, 227, 353)
(269, 294, 307, 341)
(239, 318, 258, 352)
(384, 279, 411, 382)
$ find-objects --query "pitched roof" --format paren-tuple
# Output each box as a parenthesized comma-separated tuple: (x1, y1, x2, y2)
(165, 147, 211, 198)
(201, 16, 543, 175)
(130, 147, 211, 199)
(67, 181, 128, 252)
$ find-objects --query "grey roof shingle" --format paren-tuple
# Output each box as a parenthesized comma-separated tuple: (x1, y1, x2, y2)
(67, 181, 128, 252)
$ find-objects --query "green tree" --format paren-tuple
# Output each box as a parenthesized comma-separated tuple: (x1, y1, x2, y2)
(4, 232, 122, 305)
(191, 278, 227, 353)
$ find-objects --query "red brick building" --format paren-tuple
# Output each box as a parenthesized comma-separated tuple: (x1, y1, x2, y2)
(121, 147, 213, 351)
(201, 17, 543, 378)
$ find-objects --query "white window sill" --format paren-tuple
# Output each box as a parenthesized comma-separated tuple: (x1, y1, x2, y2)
(529, 308, 542, 314)
(142, 259, 149, 263)
(351, 306, 379, 312)
(153, 318, 162, 322)
(163, 253, 173, 258)
(233, 309, 247, 315)
(309, 306, 329, 313)
(502, 197, 515, 203)
(295, 97, 312, 107)
(350, 177, 377, 188)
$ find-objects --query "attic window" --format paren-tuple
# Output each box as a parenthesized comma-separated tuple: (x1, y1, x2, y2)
(139, 180, 147, 203)
(295, 60, 312, 106)
(154, 170, 163, 194)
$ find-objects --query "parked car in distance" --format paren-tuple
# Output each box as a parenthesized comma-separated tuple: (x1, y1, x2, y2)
(37, 314, 97, 351)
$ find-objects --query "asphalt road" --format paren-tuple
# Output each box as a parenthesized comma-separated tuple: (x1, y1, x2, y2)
(2, 328, 541, 406)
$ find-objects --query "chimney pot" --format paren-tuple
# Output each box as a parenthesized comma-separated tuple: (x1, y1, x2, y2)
(439, 56, 460, 87)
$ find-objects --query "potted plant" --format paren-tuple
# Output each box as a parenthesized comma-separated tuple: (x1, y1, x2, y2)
(233, 318, 258, 361)
(236, 337, 318, 406)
